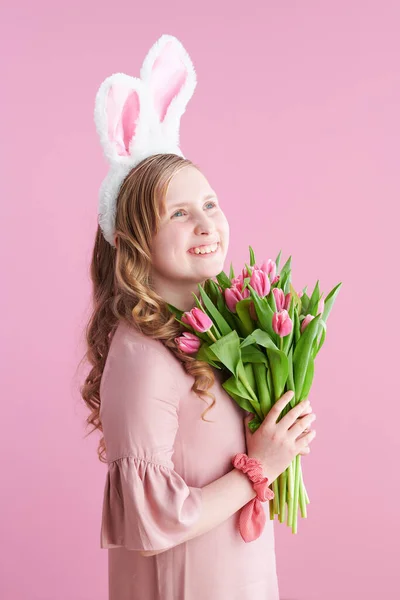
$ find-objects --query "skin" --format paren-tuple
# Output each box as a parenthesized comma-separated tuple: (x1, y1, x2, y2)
(150, 165, 230, 312)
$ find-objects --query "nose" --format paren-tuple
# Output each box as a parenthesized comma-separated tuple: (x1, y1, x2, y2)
(193, 213, 216, 236)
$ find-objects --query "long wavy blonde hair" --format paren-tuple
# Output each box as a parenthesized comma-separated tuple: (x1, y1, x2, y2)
(79, 153, 217, 463)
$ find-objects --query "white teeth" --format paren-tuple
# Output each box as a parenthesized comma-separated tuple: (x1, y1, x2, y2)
(191, 242, 219, 255)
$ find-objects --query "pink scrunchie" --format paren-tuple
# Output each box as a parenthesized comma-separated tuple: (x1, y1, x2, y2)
(232, 453, 275, 543)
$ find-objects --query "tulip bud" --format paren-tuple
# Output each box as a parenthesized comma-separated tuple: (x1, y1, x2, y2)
(260, 259, 277, 283)
(249, 267, 271, 297)
(284, 292, 291, 311)
(300, 314, 314, 333)
(181, 307, 213, 333)
(272, 309, 293, 337)
(225, 284, 249, 313)
(272, 288, 285, 311)
(174, 332, 201, 354)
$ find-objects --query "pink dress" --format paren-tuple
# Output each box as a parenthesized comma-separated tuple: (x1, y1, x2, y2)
(100, 319, 280, 600)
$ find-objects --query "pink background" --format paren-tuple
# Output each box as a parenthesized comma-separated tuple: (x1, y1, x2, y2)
(1, 1, 398, 599)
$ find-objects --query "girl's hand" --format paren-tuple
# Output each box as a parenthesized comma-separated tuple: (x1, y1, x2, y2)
(243, 391, 317, 483)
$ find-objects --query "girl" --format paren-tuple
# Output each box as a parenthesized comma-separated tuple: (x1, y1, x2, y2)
(81, 36, 316, 600)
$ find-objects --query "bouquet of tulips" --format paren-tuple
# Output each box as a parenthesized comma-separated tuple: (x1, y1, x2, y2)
(168, 248, 341, 534)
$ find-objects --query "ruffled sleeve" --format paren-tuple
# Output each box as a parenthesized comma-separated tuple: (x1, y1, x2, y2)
(101, 457, 202, 551)
(99, 333, 203, 552)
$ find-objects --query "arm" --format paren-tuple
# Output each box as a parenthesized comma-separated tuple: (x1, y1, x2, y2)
(140, 463, 262, 557)
(100, 336, 265, 557)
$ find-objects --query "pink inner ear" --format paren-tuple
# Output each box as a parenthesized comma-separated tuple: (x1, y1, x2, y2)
(149, 41, 188, 122)
(107, 86, 140, 156)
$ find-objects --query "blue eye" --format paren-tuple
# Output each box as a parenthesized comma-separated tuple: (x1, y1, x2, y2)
(172, 202, 217, 218)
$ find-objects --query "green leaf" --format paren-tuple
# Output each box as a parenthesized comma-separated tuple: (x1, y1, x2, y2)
(321, 282, 342, 323)
(166, 303, 184, 320)
(301, 357, 315, 399)
(267, 287, 278, 313)
(235, 298, 254, 336)
(208, 330, 241, 378)
(300, 292, 311, 316)
(229, 262, 235, 279)
(293, 309, 301, 345)
(289, 283, 302, 313)
(308, 280, 321, 316)
(244, 263, 253, 277)
(248, 286, 277, 340)
(215, 271, 232, 290)
(195, 343, 222, 369)
(240, 328, 278, 351)
(266, 347, 289, 402)
(240, 344, 268, 365)
(278, 255, 292, 293)
(312, 319, 327, 358)
(244, 362, 256, 391)
(241, 276, 251, 290)
(249, 245, 256, 266)
(197, 284, 232, 336)
(287, 346, 295, 407)
(275, 249, 282, 271)
(252, 362, 272, 417)
(221, 376, 256, 413)
(204, 279, 219, 305)
(293, 314, 321, 400)
(279, 254, 292, 278)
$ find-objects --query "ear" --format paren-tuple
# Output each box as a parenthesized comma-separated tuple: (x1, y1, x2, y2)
(140, 34, 197, 127)
(94, 73, 147, 163)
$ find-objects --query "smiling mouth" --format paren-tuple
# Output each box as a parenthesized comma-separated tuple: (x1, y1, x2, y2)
(188, 242, 220, 255)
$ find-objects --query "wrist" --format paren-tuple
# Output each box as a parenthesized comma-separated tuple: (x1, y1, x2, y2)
(246, 454, 276, 484)
(232, 453, 275, 504)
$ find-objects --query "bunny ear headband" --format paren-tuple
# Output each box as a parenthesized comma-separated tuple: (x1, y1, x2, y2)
(93, 34, 197, 247)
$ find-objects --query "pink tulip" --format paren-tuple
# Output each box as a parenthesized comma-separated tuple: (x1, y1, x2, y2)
(174, 331, 201, 354)
(272, 288, 291, 312)
(225, 284, 249, 313)
(260, 259, 277, 283)
(272, 309, 293, 337)
(301, 314, 314, 333)
(181, 307, 213, 333)
(249, 267, 271, 297)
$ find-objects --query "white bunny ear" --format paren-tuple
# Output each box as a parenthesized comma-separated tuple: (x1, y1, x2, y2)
(140, 34, 197, 142)
(94, 74, 154, 165)
(94, 34, 198, 247)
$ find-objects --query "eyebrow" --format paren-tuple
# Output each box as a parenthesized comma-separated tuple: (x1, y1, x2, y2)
(168, 193, 217, 211)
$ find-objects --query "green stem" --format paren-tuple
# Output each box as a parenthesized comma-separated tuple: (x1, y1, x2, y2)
(206, 329, 217, 343)
(287, 459, 294, 499)
(300, 464, 310, 504)
(269, 496, 274, 520)
(292, 454, 301, 534)
(278, 469, 287, 523)
(299, 467, 307, 518)
(237, 372, 263, 421)
(272, 479, 280, 514)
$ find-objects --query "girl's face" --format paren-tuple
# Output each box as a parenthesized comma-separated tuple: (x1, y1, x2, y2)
(150, 165, 230, 311)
